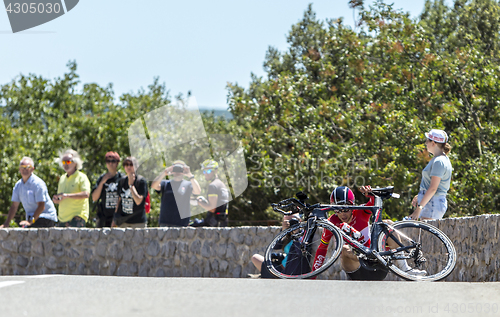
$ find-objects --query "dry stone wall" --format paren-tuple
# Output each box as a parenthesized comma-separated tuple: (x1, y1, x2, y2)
(0, 214, 499, 281)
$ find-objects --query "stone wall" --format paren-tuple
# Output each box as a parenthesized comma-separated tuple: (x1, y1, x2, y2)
(427, 214, 500, 282)
(0, 214, 499, 281)
(0, 226, 281, 278)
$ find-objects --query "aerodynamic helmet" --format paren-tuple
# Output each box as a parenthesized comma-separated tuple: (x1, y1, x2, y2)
(330, 186, 355, 205)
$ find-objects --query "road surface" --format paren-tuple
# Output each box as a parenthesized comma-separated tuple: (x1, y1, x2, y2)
(0, 275, 498, 317)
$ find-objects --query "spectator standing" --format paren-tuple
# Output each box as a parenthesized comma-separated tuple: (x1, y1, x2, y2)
(52, 149, 91, 228)
(191, 159, 229, 227)
(1, 157, 58, 228)
(113, 157, 148, 228)
(409, 129, 453, 220)
(91, 152, 124, 227)
(151, 160, 201, 227)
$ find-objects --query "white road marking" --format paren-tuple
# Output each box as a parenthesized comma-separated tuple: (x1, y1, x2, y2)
(0, 281, 25, 289)
(24, 275, 61, 279)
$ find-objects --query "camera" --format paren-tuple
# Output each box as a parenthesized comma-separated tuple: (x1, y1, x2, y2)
(172, 164, 184, 173)
(271, 252, 286, 264)
(288, 218, 299, 227)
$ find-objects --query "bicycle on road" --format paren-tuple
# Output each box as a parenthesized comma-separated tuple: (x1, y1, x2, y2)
(264, 187, 456, 281)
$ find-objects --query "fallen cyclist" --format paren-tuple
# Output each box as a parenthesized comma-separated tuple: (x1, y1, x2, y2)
(312, 185, 426, 280)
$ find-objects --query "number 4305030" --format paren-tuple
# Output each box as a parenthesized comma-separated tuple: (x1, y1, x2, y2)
(5, 2, 62, 14)
(443, 303, 498, 314)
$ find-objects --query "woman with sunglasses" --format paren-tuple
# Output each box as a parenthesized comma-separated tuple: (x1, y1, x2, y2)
(112, 157, 148, 228)
(52, 149, 91, 228)
(409, 129, 452, 220)
(91, 152, 124, 227)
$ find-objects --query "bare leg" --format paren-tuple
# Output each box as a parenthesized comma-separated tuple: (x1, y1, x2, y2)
(383, 219, 401, 249)
(340, 245, 360, 273)
(382, 220, 426, 275)
(251, 254, 264, 272)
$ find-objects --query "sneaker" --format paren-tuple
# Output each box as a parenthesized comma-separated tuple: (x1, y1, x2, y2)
(247, 273, 261, 279)
(394, 259, 412, 271)
(405, 268, 427, 276)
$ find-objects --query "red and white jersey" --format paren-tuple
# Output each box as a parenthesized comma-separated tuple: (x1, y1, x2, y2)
(312, 196, 375, 272)
(328, 202, 373, 247)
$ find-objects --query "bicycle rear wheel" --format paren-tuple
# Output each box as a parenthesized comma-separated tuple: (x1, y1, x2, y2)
(264, 221, 342, 279)
(377, 220, 456, 281)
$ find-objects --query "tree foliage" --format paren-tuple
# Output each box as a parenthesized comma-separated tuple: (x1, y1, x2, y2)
(2, 1, 500, 225)
(226, 0, 500, 221)
(0, 61, 175, 226)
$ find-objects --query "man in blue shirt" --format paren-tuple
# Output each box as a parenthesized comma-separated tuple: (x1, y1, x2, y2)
(0, 157, 58, 228)
(151, 160, 201, 227)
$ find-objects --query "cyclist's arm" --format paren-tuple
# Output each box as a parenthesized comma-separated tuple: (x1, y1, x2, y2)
(364, 195, 375, 207)
(312, 214, 337, 271)
(312, 229, 333, 271)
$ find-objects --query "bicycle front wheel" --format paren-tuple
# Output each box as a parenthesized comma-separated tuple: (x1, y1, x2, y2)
(264, 221, 343, 279)
(377, 220, 456, 281)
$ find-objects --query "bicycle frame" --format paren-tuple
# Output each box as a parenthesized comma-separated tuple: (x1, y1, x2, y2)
(268, 187, 455, 280)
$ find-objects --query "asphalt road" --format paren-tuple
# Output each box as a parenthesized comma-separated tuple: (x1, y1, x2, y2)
(0, 275, 499, 317)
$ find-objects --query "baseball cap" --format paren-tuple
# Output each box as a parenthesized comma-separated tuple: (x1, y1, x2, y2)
(425, 129, 448, 143)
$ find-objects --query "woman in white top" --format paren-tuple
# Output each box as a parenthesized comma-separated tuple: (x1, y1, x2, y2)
(409, 129, 452, 220)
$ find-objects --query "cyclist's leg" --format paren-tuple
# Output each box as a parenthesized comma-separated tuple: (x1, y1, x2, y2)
(347, 259, 388, 281)
(251, 254, 264, 271)
(382, 219, 425, 275)
(378, 220, 456, 281)
(340, 244, 360, 273)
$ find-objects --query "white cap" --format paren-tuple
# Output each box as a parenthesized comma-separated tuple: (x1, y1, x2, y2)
(425, 129, 448, 143)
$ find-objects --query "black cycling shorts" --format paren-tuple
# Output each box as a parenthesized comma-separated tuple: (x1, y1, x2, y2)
(347, 259, 388, 281)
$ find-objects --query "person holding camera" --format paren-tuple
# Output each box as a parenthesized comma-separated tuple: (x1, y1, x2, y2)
(191, 159, 229, 227)
(151, 160, 201, 227)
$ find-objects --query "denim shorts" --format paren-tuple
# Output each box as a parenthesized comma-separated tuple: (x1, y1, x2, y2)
(417, 190, 447, 219)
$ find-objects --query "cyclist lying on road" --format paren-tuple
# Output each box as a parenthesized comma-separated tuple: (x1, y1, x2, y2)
(312, 185, 426, 280)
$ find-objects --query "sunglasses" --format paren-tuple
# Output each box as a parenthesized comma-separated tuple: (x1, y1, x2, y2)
(337, 209, 351, 214)
(203, 169, 213, 174)
(123, 163, 134, 167)
(19, 165, 33, 170)
(62, 160, 73, 165)
(106, 160, 118, 164)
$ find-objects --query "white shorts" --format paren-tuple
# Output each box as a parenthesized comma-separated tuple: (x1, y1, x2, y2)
(418, 190, 447, 219)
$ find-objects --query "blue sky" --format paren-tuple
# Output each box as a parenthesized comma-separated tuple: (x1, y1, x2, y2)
(1, 0, 452, 110)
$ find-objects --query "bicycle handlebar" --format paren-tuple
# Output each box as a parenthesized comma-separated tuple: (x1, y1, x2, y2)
(271, 198, 305, 215)
(270, 186, 400, 215)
